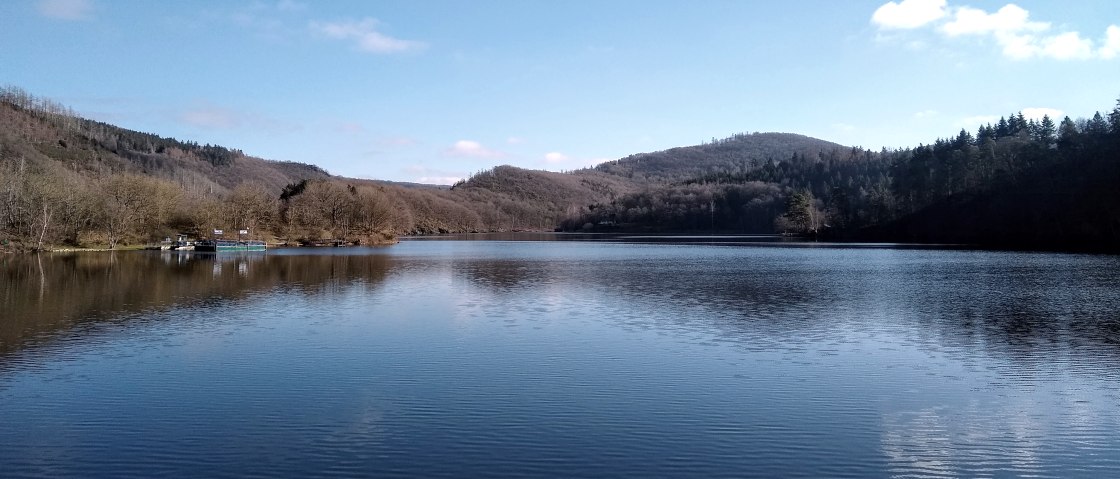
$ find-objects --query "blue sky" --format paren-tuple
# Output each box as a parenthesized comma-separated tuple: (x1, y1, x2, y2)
(2, 0, 1118, 184)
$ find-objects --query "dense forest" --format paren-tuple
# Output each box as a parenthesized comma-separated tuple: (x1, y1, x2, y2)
(2, 85, 1117, 252)
(562, 102, 1120, 251)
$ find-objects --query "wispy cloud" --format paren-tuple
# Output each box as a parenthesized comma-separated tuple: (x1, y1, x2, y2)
(506, 136, 526, 145)
(871, 1, 1119, 61)
(225, 1, 308, 42)
(37, 0, 94, 21)
(177, 103, 300, 133)
(335, 122, 365, 135)
(404, 165, 463, 185)
(180, 106, 241, 129)
(446, 140, 504, 159)
(417, 176, 462, 185)
(310, 18, 425, 54)
(914, 109, 939, 119)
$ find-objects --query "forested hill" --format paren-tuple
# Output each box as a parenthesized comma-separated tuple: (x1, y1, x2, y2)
(561, 100, 1120, 251)
(592, 132, 845, 182)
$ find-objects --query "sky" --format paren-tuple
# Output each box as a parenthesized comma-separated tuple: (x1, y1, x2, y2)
(1, 0, 1118, 184)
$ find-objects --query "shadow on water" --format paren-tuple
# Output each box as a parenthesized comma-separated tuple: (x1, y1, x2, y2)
(0, 251, 393, 360)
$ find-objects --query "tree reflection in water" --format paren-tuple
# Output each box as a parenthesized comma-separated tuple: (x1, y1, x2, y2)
(0, 251, 392, 359)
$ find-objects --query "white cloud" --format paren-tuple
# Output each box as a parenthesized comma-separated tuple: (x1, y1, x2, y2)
(417, 176, 462, 185)
(506, 136, 526, 144)
(310, 18, 425, 54)
(447, 140, 504, 159)
(873, 2, 1120, 61)
(940, 4, 1047, 37)
(832, 123, 857, 133)
(543, 152, 569, 164)
(37, 0, 93, 20)
(1021, 107, 1064, 121)
(914, 109, 939, 119)
(1040, 32, 1094, 60)
(872, 0, 947, 29)
(404, 165, 464, 185)
(1098, 25, 1120, 59)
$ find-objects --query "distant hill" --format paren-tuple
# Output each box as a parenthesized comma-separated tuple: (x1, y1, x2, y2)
(592, 132, 846, 182)
(448, 133, 850, 231)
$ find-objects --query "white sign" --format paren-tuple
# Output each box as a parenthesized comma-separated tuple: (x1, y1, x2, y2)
(213, 229, 223, 235)
(239, 229, 249, 235)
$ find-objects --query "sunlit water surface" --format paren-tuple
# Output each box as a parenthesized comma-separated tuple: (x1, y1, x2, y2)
(2, 237, 1119, 477)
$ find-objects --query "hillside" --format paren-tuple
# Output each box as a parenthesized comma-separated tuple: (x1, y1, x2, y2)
(446, 133, 852, 232)
(0, 90, 329, 197)
(560, 101, 1120, 252)
(592, 132, 846, 181)
(855, 124, 1120, 250)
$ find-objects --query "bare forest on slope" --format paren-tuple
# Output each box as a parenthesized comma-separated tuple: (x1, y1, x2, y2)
(0, 87, 629, 250)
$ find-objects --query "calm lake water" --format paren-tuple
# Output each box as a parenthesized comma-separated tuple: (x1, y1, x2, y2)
(2, 236, 1120, 478)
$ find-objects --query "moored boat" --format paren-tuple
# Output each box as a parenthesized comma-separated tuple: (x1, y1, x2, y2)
(194, 239, 266, 252)
(171, 234, 195, 250)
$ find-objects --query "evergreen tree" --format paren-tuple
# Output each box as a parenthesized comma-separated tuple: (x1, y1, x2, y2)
(995, 117, 1010, 137)
(1057, 116, 1081, 151)
(1086, 112, 1109, 135)
(782, 190, 820, 235)
(1037, 115, 1056, 144)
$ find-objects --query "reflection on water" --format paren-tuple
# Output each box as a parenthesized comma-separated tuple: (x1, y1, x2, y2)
(1, 241, 1120, 478)
(0, 251, 391, 359)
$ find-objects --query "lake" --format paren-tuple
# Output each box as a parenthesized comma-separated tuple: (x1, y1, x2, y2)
(2, 236, 1120, 478)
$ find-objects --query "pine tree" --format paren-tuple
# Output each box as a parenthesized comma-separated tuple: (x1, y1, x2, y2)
(1037, 115, 1056, 145)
